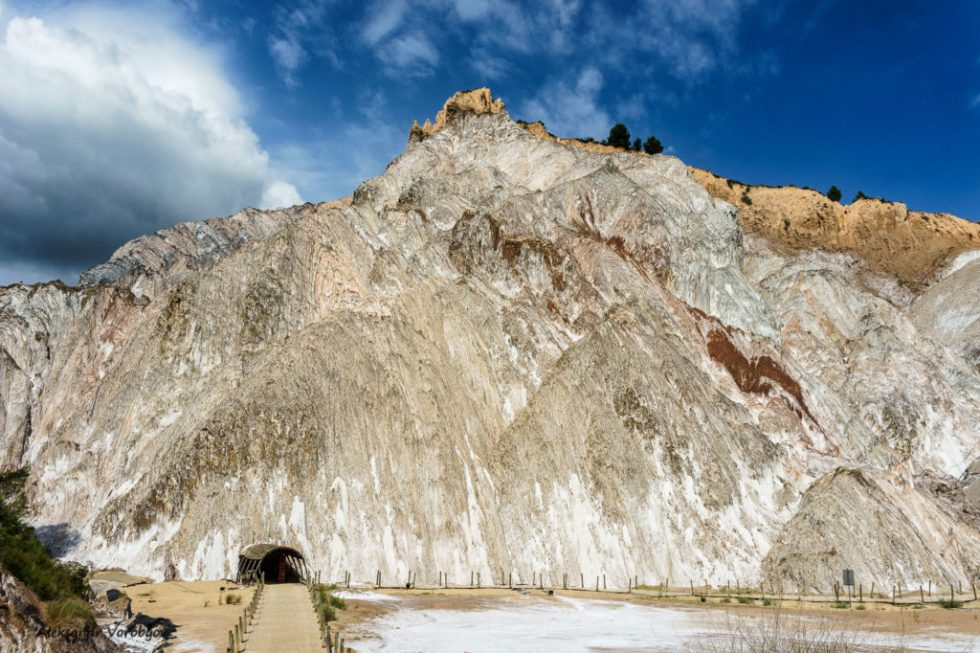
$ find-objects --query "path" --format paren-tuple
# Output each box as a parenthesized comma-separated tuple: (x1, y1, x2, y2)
(246, 583, 324, 653)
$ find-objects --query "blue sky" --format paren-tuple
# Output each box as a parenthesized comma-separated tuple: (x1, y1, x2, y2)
(1, 0, 978, 284)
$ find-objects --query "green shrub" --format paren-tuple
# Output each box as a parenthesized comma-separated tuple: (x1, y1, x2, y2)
(855, 603, 866, 610)
(937, 599, 963, 609)
(607, 123, 631, 149)
(720, 596, 731, 603)
(0, 467, 91, 621)
(314, 584, 347, 622)
(827, 185, 842, 202)
(762, 598, 774, 606)
(831, 601, 849, 609)
(736, 596, 754, 604)
(644, 136, 664, 155)
(226, 593, 242, 605)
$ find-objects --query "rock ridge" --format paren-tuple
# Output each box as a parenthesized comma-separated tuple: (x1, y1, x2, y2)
(0, 88, 977, 594)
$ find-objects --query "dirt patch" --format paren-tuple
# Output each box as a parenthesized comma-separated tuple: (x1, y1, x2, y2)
(689, 166, 980, 287)
(122, 580, 254, 652)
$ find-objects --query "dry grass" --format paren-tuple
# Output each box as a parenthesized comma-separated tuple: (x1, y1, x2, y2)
(698, 606, 882, 653)
(43, 596, 94, 631)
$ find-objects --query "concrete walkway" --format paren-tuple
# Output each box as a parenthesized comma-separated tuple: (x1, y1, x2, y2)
(246, 583, 324, 653)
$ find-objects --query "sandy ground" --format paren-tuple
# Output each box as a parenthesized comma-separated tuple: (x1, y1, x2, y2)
(123, 580, 254, 652)
(108, 582, 980, 652)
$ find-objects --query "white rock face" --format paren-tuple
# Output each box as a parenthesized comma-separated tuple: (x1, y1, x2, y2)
(1, 90, 978, 591)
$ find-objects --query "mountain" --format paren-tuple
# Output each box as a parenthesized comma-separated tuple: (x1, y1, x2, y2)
(1, 88, 978, 591)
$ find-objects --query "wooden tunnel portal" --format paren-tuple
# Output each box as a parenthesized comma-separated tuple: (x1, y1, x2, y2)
(236, 543, 309, 584)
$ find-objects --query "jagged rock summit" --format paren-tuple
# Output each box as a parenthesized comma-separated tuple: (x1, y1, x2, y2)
(1, 89, 978, 592)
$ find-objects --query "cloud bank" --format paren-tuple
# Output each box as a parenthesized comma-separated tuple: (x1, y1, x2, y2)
(0, 3, 301, 285)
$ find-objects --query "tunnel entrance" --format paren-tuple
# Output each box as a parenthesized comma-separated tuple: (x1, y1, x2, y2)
(236, 543, 308, 584)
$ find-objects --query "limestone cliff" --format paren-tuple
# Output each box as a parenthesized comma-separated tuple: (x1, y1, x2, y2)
(0, 88, 977, 593)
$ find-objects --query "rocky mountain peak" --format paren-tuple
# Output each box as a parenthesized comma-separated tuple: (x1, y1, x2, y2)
(409, 87, 507, 143)
(0, 88, 977, 594)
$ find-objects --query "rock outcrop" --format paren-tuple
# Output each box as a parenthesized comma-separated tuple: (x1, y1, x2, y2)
(0, 564, 118, 653)
(1, 88, 978, 593)
(690, 167, 980, 287)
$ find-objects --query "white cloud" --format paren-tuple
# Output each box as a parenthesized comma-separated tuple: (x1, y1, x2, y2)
(470, 48, 509, 80)
(361, 0, 407, 46)
(521, 67, 611, 139)
(0, 3, 301, 284)
(378, 31, 439, 75)
(635, 0, 759, 81)
(269, 34, 306, 82)
(261, 179, 304, 209)
(267, 0, 333, 87)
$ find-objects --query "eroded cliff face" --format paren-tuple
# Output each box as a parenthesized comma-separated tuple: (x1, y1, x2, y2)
(690, 167, 980, 288)
(1, 89, 978, 591)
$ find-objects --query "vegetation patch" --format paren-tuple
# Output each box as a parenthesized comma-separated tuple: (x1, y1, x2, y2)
(313, 584, 347, 622)
(0, 467, 93, 625)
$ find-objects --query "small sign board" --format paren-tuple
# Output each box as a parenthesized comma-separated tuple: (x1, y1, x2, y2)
(842, 569, 855, 587)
